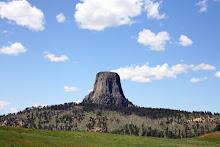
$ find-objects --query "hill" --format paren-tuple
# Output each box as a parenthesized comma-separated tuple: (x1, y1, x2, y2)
(1, 71, 217, 139)
(0, 126, 220, 147)
(1, 102, 219, 139)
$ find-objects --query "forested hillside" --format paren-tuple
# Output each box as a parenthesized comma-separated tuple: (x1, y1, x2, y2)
(1, 102, 219, 139)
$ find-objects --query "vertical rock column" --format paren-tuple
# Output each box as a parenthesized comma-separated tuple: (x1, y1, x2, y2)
(83, 72, 133, 107)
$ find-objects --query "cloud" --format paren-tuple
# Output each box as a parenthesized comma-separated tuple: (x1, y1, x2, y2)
(137, 29, 170, 51)
(0, 42, 27, 55)
(56, 13, 66, 23)
(179, 35, 193, 47)
(2, 30, 8, 33)
(74, 0, 143, 31)
(74, 101, 81, 104)
(74, 0, 165, 31)
(215, 71, 220, 78)
(112, 62, 216, 83)
(144, 0, 166, 19)
(32, 104, 47, 108)
(44, 53, 69, 62)
(64, 86, 78, 92)
(190, 77, 208, 83)
(10, 107, 18, 113)
(192, 63, 216, 71)
(0, 101, 10, 115)
(88, 89, 93, 93)
(0, 0, 45, 31)
(131, 76, 151, 82)
(196, 0, 208, 13)
(112, 63, 193, 82)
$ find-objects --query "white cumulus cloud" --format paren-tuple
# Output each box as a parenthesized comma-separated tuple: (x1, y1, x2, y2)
(74, 101, 81, 104)
(0, 42, 27, 55)
(2, 30, 8, 33)
(88, 89, 93, 93)
(10, 107, 18, 113)
(0, 0, 45, 31)
(137, 29, 170, 51)
(192, 63, 216, 71)
(44, 53, 69, 62)
(112, 62, 217, 83)
(131, 76, 151, 82)
(74, 0, 143, 31)
(64, 86, 78, 92)
(112, 63, 192, 82)
(179, 35, 193, 47)
(32, 103, 48, 108)
(56, 13, 66, 23)
(0, 101, 10, 115)
(196, 0, 208, 13)
(74, 0, 165, 31)
(112, 63, 217, 83)
(215, 71, 220, 78)
(144, 0, 166, 19)
(190, 77, 208, 83)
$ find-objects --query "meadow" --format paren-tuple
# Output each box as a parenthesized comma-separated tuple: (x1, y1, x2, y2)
(0, 126, 219, 147)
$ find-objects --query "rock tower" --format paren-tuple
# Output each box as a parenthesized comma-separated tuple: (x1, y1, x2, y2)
(83, 72, 133, 107)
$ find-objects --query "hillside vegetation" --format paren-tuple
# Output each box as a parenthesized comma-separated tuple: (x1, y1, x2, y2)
(1, 102, 220, 139)
(0, 126, 220, 147)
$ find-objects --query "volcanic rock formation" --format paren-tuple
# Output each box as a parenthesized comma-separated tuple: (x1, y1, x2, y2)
(83, 72, 134, 107)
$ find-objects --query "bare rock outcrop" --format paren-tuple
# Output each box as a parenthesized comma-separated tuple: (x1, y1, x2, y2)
(83, 72, 133, 107)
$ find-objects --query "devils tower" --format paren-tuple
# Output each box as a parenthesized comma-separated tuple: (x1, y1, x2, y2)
(83, 72, 134, 107)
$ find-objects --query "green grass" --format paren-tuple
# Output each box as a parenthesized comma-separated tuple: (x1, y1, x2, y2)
(0, 126, 219, 147)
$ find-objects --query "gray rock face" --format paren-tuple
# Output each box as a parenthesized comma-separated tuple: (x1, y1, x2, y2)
(83, 72, 133, 107)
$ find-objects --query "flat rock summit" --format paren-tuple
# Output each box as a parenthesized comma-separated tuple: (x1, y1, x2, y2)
(83, 72, 134, 107)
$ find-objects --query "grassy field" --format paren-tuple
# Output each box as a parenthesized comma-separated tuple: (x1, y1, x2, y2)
(0, 126, 219, 147)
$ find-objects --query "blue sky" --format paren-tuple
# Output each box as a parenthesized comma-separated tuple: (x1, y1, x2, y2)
(0, 0, 220, 115)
